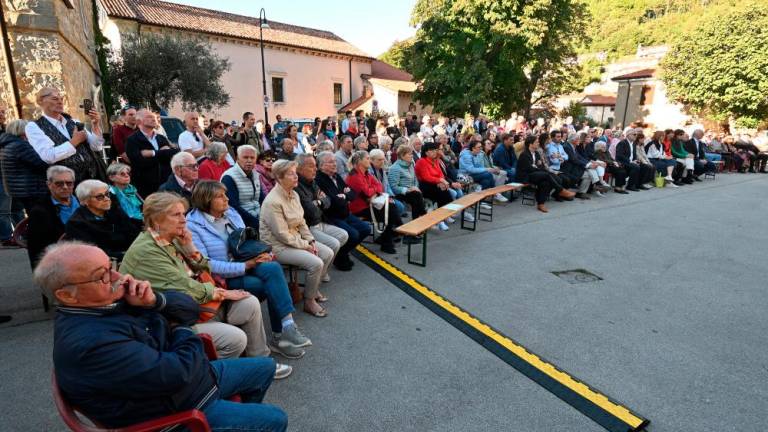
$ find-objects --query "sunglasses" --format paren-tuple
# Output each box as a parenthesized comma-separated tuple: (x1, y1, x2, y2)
(52, 180, 74, 187)
(181, 164, 199, 170)
(117, 171, 131, 176)
(91, 193, 111, 201)
(262, 158, 275, 162)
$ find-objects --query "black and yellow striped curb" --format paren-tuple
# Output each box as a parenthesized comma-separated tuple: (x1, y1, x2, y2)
(353, 245, 650, 432)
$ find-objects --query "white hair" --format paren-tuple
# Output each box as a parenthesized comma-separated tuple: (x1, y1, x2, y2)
(237, 144, 258, 158)
(75, 179, 109, 202)
(206, 142, 229, 161)
(171, 151, 195, 169)
(46, 165, 75, 182)
(369, 149, 385, 159)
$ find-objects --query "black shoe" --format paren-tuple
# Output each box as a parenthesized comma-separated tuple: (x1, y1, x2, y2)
(575, 193, 591, 200)
(683, 178, 694, 184)
(674, 180, 684, 186)
(380, 244, 396, 254)
(693, 175, 702, 182)
(402, 235, 422, 245)
(615, 189, 629, 194)
(333, 260, 354, 271)
(0, 315, 11, 324)
(627, 187, 640, 192)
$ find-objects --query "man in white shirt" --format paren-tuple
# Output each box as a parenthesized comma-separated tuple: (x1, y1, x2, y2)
(25, 87, 105, 184)
(177, 112, 210, 160)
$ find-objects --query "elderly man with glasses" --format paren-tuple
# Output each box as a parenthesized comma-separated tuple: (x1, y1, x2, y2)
(40, 242, 287, 431)
(24, 87, 106, 185)
(26, 166, 79, 268)
(159, 152, 200, 202)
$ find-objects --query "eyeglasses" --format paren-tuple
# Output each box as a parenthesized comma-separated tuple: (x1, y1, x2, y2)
(91, 193, 111, 201)
(63, 263, 115, 288)
(117, 171, 131, 177)
(52, 180, 74, 188)
(262, 158, 275, 162)
(181, 164, 199, 170)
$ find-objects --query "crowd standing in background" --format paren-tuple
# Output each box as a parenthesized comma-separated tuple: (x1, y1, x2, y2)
(1, 88, 768, 430)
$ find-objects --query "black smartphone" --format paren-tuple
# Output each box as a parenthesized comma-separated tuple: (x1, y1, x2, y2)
(81, 99, 93, 116)
(75, 122, 85, 132)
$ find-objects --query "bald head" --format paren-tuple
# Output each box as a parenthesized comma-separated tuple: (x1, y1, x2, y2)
(33, 242, 116, 305)
(184, 112, 200, 131)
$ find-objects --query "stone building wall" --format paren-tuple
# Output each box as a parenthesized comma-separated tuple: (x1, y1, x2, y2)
(1, 0, 100, 120)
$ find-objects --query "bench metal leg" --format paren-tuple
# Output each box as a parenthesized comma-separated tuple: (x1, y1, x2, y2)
(479, 198, 493, 222)
(521, 188, 536, 206)
(407, 230, 427, 267)
(461, 204, 479, 231)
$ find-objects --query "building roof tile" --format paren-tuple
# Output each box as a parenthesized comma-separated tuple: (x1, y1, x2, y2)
(611, 68, 656, 81)
(101, 0, 372, 59)
(581, 94, 617, 106)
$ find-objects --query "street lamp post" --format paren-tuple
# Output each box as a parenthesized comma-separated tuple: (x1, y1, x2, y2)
(259, 8, 270, 124)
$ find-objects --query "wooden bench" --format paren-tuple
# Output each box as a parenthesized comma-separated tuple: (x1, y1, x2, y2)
(395, 183, 525, 266)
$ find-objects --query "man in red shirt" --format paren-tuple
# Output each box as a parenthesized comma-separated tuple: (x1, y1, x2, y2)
(111, 107, 137, 163)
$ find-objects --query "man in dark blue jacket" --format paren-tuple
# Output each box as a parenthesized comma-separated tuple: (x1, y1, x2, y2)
(38, 242, 287, 431)
(493, 133, 518, 182)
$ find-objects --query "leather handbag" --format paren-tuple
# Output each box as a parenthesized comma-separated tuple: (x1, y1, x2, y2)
(227, 226, 272, 261)
(196, 271, 225, 322)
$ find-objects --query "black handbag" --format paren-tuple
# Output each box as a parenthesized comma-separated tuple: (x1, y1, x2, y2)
(227, 226, 271, 261)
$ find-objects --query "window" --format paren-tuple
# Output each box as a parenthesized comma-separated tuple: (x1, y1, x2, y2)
(333, 83, 343, 105)
(271, 77, 284, 103)
(640, 84, 655, 105)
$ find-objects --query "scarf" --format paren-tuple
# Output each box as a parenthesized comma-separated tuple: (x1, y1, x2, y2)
(110, 184, 143, 221)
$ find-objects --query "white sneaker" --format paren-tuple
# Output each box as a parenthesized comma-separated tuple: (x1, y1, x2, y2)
(595, 190, 605, 197)
(494, 193, 508, 202)
(665, 175, 674, 181)
(463, 212, 475, 222)
(321, 273, 330, 283)
(666, 180, 679, 188)
(480, 202, 492, 210)
(275, 363, 293, 380)
(600, 180, 610, 187)
(438, 221, 449, 231)
(446, 216, 456, 224)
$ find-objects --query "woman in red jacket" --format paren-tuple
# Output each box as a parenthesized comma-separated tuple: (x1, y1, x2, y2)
(414, 142, 454, 208)
(346, 150, 403, 254)
(197, 142, 231, 181)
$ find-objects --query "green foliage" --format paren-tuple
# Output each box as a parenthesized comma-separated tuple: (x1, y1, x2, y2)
(661, 4, 768, 127)
(92, 0, 115, 116)
(560, 101, 586, 120)
(583, 0, 740, 58)
(408, 0, 591, 117)
(107, 34, 231, 112)
(378, 38, 415, 73)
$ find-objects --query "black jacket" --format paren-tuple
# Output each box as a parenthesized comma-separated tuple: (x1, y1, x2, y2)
(614, 139, 635, 166)
(53, 292, 219, 429)
(515, 150, 545, 183)
(561, 141, 587, 178)
(27, 195, 66, 267)
(126, 130, 178, 198)
(158, 174, 193, 202)
(315, 171, 355, 221)
(63, 201, 141, 260)
(296, 176, 330, 227)
(0, 133, 48, 199)
(686, 138, 707, 160)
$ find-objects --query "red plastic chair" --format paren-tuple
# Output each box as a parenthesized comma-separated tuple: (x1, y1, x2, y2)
(52, 334, 240, 432)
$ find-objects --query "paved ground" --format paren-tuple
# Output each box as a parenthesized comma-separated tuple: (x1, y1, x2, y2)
(1, 172, 766, 432)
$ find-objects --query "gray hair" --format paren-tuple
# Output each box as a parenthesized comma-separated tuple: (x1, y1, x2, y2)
(353, 135, 367, 148)
(47, 165, 75, 182)
(394, 136, 409, 149)
(206, 142, 229, 161)
(171, 151, 195, 170)
(106, 162, 130, 178)
(348, 150, 369, 169)
(237, 144, 258, 158)
(316, 141, 334, 153)
(271, 159, 297, 180)
(369, 149, 385, 160)
(75, 179, 109, 202)
(33, 241, 90, 300)
(6, 119, 28, 137)
(295, 153, 316, 167)
(378, 135, 392, 147)
(567, 133, 579, 144)
(316, 151, 335, 166)
(594, 141, 607, 151)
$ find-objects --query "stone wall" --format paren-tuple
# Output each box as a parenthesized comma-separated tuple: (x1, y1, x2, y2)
(1, 0, 100, 120)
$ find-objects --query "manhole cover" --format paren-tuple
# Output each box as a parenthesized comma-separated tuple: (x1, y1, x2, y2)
(551, 269, 603, 284)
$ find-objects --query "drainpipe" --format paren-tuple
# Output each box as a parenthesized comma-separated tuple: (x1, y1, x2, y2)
(0, 1, 23, 118)
(620, 81, 631, 128)
(348, 58, 352, 103)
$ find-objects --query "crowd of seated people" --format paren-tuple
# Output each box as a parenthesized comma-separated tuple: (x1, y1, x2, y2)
(5, 90, 768, 431)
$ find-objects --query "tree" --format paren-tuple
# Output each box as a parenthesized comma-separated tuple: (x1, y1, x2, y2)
(407, 0, 590, 117)
(378, 38, 415, 73)
(661, 3, 768, 128)
(107, 34, 231, 112)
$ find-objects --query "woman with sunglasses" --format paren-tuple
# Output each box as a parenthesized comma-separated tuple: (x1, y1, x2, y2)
(106, 163, 143, 224)
(64, 179, 141, 260)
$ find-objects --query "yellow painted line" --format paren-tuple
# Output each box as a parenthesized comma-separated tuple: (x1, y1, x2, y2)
(356, 245, 645, 429)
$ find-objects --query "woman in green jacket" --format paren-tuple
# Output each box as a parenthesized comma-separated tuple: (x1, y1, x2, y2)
(671, 129, 695, 184)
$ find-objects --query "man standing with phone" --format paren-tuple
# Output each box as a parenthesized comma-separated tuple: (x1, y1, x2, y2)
(178, 112, 210, 160)
(25, 87, 106, 185)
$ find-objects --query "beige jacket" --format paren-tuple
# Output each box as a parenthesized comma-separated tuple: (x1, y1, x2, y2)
(259, 184, 314, 253)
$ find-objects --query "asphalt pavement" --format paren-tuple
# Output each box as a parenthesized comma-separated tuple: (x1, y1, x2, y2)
(1, 172, 766, 432)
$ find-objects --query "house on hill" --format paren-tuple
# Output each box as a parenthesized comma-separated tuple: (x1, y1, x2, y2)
(338, 59, 428, 118)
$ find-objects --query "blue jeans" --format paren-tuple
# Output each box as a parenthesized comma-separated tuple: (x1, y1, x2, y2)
(502, 168, 516, 182)
(392, 198, 406, 216)
(329, 214, 371, 258)
(227, 261, 294, 333)
(469, 171, 494, 189)
(0, 176, 25, 241)
(204, 357, 287, 432)
(449, 187, 464, 200)
(705, 153, 722, 162)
